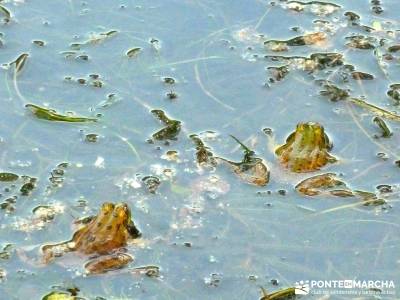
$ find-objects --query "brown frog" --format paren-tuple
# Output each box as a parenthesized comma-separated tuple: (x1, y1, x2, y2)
(275, 122, 337, 173)
(41, 202, 141, 275)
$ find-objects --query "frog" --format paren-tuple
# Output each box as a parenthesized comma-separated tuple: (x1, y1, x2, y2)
(41, 202, 142, 275)
(274, 122, 337, 173)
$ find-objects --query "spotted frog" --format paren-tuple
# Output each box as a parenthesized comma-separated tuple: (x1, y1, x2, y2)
(275, 122, 337, 173)
(42, 202, 141, 275)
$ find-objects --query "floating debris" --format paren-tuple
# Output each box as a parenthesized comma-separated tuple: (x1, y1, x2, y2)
(0, 172, 19, 182)
(142, 175, 161, 194)
(0, 5, 11, 23)
(151, 109, 181, 141)
(218, 135, 269, 186)
(275, 122, 336, 172)
(295, 173, 386, 206)
(189, 134, 217, 167)
(345, 35, 377, 50)
(260, 286, 296, 300)
(265, 52, 343, 72)
(126, 47, 142, 58)
(9, 53, 29, 75)
(131, 265, 160, 277)
(373, 116, 392, 138)
(387, 84, 400, 103)
(319, 82, 400, 122)
(268, 65, 290, 82)
(85, 133, 99, 143)
(264, 32, 326, 51)
(319, 82, 350, 101)
(33, 40, 45, 47)
(20, 176, 37, 196)
(26, 104, 97, 123)
(64, 74, 104, 88)
(351, 71, 374, 80)
(283, 1, 341, 16)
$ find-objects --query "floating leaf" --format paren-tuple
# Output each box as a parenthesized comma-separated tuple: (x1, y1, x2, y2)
(26, 104, 97, 123)
(126, 47, 142, 58)
(0, 172, 19, 182)
(10, 53, 29, 74)
(0, 5, 11, 23)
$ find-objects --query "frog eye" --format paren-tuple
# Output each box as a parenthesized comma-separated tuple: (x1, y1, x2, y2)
(101, 202, 114, 214)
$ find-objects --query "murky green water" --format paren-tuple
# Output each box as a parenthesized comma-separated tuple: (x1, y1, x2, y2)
(0, 0, 399, 299)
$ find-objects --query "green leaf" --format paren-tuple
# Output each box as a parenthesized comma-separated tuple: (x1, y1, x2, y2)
(26, 104, 97, 123)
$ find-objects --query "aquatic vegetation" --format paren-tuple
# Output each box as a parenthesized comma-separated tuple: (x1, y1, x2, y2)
(264, 32, 326, 51)
(275, 122, 336, 172)
(267, 65, 290, 82)
(387, 84, 400, 103)
(319, 82, 349, 101)
(25, 104, 97, 122)
(260, 286, 296, 300)
(373, 116, 392, 138)
(189, 134, 216, 167)
(9, 53, 29, 75)
(345, 35, 377, 49)
(264, 52, 343, 72)
(283, 1, 341, 16)
(142, 175, 161, 194)
(351, 71, 374, 80)
(0, 172, 19, 182)
(64, 74, 104, 88)
(218, 135, 269, 186)
(126, 47, 142, 58)
(296, 173, 386, 206)
(151, 109, 181, 141)
(42, 202, 140, 274)
(319, 82, 400, 121)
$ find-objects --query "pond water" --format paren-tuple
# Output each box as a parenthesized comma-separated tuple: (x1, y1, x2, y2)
(0, 0, 399, 299)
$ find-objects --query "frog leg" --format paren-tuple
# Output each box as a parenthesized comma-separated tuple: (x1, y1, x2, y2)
(41, 241, 74, 263)
(84, 251, 133, 275)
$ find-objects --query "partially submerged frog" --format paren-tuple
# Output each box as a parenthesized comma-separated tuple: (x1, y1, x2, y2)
(275, 122, 337, 173)
(41, 202, 141, 275)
